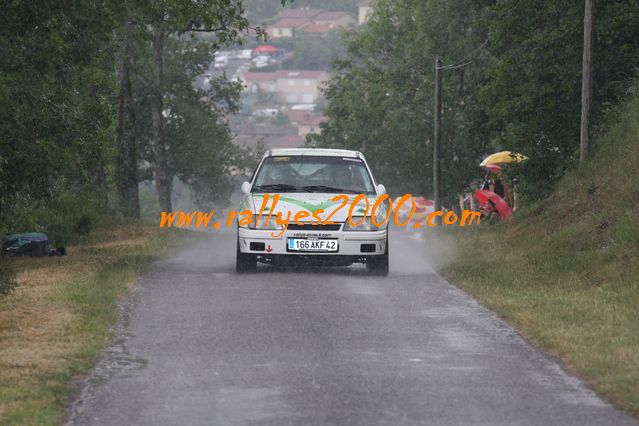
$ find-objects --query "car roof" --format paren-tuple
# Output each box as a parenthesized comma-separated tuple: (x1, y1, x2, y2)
(265, 148, 363, 159)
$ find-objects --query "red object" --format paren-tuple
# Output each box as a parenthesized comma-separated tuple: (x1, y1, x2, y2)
(484, 164, 502, 174)
(413, 197, 433, 213)
(253, 45, 279, 54)
(474, 190, 512, 220)
(266, 245, 273, 253)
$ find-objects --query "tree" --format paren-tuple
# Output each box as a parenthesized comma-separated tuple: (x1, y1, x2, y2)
(580, 0, 593, 163)
(109, 1, 289, 213)
(312, 0, 639, 203)
(130, 35, 242, 209)
(114, 23, 141, 218)
(156, 37, 242, 208)
(480, 0, 639, 199)
(310, 0, 490, 202)
(0, 0, 119, 234)
(1, 0, 293, 239)
(142, 0, 285, 212)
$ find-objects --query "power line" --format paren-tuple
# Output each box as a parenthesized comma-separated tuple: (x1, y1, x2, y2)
(431, 39, 488, 212)
(437, 60, 473, 70)
(435, 39, 489, 70)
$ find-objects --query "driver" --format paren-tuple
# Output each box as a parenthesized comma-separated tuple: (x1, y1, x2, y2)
(330, 165, 353, 189)
(263, 163, 297, 186)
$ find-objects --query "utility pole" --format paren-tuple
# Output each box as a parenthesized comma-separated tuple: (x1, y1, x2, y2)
(433, 57, 443, 218)
(580, 0, 593, 163)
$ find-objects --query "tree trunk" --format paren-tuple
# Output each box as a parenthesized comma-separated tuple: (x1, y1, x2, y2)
(433, 57, 443, 222)
(579, 0, 593, 163)
(114, 24, 140, 218)
(151, 28, 172, 212)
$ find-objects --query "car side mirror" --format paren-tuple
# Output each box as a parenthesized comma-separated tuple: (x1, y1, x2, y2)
(376, 184, 386, 195)
(241, 181, 252, 195)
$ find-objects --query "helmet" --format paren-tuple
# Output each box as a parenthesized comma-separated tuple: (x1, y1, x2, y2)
(264, 164, 296, 185)
(330, 165, 352, 184)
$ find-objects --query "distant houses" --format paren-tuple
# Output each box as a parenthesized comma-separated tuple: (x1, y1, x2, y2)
(266, 8, 357, 39)
(278, 9, 324, 20)
(233, 6, 376, 149)
(312, 11, 357, 28)
(267, 18, 310, 39)
(240, 70, 329, 104)
(291, 112, 328, 137)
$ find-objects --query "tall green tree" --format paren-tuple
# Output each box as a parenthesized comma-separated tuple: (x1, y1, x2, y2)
(114, 21, 141, 218)
(478, 0, 639, 199)
(123, 0, 286, 212)
(310, 0, 490, 201)
(131, 36, 242, 209)
(313, 0, 639, 203)
(109, 0, 291, 215)
(0, 0, 120, 232)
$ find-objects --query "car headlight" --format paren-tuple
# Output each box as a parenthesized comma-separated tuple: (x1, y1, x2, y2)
(343, 216, 384, 231)
(248, 215, 283, 230)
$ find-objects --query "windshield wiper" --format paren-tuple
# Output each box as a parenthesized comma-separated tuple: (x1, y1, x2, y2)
(252, 184, 298, 193)
(301, 185, 359, 194)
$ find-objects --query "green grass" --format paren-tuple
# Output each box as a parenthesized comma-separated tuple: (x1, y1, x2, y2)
(0, 222, 191, 425)
(443, 88, 639, 416)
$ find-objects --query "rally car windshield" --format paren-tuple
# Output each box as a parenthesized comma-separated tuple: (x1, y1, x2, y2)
(252, 156, 376, 194)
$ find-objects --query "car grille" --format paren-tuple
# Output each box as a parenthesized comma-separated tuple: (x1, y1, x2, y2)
(286, 223, 342, 231)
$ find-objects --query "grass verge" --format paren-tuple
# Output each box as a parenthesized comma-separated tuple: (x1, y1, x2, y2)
(0, 221, 188, 424)
(442, 88, 639, 416)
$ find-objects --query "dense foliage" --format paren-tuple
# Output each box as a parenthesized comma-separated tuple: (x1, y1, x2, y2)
(0, 1, 118, 238)
(2, 0, 638, 247)
(309, 0, 491, 199)
(129, 35, 243, 209)
(0, 257, 17, 296)
(311, 0, 639, 203)
(481, 0, 639, 199)
(0, 0, 285, 248)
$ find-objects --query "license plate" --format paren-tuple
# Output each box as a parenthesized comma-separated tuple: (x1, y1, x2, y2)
(287, 238, 338, 252)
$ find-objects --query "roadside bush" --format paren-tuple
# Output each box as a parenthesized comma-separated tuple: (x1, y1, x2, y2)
(502, 134, 572, 203)
(3, 190, 105, 246)
(615, 211, 639, 249)
(0, 257, 17, 296)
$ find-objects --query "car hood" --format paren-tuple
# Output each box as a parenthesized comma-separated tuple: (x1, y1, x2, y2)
(242, 193, 378, 223)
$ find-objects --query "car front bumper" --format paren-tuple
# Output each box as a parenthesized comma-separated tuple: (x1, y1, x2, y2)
(238, 226, 388, 259)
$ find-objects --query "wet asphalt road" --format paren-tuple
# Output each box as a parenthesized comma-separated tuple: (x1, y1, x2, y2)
(68, 230, 637, 425)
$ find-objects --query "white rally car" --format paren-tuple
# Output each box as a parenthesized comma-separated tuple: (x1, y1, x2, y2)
(236, 148, 389, 275)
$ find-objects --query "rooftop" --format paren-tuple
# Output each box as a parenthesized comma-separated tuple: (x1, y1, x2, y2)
(267, 148, 361, 157)
(277, 9, 324, 20)
(269, 18, 310, 29)
(313, 11, 354, 21)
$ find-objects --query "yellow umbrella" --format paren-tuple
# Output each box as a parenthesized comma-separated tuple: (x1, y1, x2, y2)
(480, 151, 528, 166)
